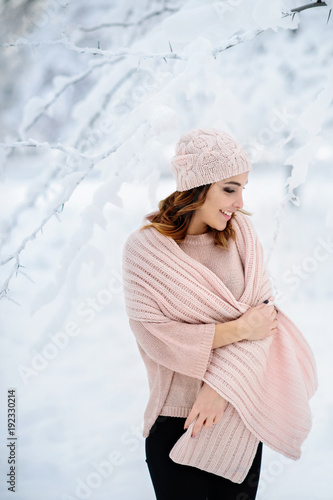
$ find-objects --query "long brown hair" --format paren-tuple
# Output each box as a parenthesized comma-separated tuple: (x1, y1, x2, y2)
(140, 184, 252, 249)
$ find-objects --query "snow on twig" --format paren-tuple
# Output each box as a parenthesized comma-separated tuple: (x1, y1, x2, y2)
(266, 76, 333, 265)
(212, 29, 265, 58)
(0, 38, 183, 61)
(73, 67, 137, 149)
(0, 135, 123, 300)
(77, 6, 179, 32)
(0, 165, 92, 299)
(0, 137, 119, 164)
(0, 138, 86, 163)
(22, 59, 115, 135)
(0, 64, 138, 248)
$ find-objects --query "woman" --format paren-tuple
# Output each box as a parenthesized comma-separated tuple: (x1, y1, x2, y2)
(122, 128, 317, 500)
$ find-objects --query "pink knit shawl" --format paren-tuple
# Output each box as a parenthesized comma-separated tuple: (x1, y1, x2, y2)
(122, 211, 318, 483)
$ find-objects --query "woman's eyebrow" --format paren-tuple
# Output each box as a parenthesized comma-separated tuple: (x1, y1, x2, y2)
(224, 180, 249, 186)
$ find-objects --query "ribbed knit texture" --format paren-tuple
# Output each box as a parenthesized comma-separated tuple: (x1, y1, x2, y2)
(122, 211, 318, 483)
(159, 232, 245, 418)
(171, 128, 252, 192)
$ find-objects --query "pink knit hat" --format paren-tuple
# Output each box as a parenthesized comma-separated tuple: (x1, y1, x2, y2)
(171, 128, 252, 192)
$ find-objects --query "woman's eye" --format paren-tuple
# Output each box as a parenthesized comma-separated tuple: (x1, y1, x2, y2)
(223, 187, 246, 193)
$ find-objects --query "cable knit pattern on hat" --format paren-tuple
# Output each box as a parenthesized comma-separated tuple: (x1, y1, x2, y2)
(171, 128, 252, 191)
(122, 211, 318, 483)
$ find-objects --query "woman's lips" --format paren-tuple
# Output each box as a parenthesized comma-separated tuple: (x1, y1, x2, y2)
(220, 210, 231, 220)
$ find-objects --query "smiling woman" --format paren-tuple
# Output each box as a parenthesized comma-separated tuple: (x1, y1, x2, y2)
(122, 128, 317, 500)
(186, 173, 249, 234)
(141, 180, 252, 253)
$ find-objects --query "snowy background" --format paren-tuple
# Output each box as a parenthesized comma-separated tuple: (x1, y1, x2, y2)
(0, 0, 332, 499)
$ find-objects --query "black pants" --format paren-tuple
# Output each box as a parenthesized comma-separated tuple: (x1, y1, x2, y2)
(145, 416, 262, 500)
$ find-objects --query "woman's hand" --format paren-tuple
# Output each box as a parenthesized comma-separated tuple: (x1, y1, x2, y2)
(184, 382, 227, 438)
(237, 302, 278, 341)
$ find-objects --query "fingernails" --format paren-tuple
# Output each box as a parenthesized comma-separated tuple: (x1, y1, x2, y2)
(191, 434, 195, 438)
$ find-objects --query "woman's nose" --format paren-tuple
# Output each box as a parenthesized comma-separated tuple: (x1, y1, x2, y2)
(233, 192, 244, 210)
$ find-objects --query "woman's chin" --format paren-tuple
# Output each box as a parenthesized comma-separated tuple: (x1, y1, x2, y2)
(212, 221, 228, 232)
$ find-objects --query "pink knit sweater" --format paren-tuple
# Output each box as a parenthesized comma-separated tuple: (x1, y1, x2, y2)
(159, 231, 244, 417)
(122, 211, 318, 483)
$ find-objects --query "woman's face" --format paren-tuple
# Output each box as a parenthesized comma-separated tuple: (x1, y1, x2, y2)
(187, 172, 249, 235)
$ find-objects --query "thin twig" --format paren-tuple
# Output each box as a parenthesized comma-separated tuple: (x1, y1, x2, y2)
(0, 38, 183, 61)
(291, 1, 327, 13)
(212, 29, 264, 58)
(78, 6, 178, 32)
(22, 59, 115, 135)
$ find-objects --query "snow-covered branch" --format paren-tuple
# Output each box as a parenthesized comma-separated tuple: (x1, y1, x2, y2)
(0, 133, 125, 300)
(78, 6, 179, 32)
(0, 163, 94, 302)
(0, 137, 122, 164)
(212, 29, 264, 58)
(283, 0, 331, 22)
(0, 38, 183, 61)
(0, 138, 86, 159)
(22, 59, 115, 135)
(72, 67, 137, 149)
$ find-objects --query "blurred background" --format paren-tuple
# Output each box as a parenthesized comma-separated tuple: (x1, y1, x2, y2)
(0, 1, 332, 498)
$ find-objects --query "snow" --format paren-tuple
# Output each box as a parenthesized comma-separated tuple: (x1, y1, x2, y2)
(299, 76, 333, 136)
(0, 0, 332, 498)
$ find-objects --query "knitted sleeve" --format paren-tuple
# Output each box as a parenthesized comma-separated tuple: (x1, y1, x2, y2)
(129, 318, 216, 380)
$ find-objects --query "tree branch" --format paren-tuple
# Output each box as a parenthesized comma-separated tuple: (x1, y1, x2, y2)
(73, 67, 137, 150)
(291, 1, 327, 13)
(0, 138, 87, 159)
(22, 59, 115, 135)
(0, 164, 94, 301)
(0, 38, 183, 61)
(212, 29, 264, 58)
(78, 6, 178, 32)
(0, 129, 131, 301)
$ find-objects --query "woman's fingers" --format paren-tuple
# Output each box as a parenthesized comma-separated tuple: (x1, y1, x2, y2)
(190, 405, 227, 438)
(192, 415, 207, 438)
(214, 400, 227, 424)
(184, 409, 196, 430)
(202, 415, 215, 429)
(185, 386, 227, 437)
